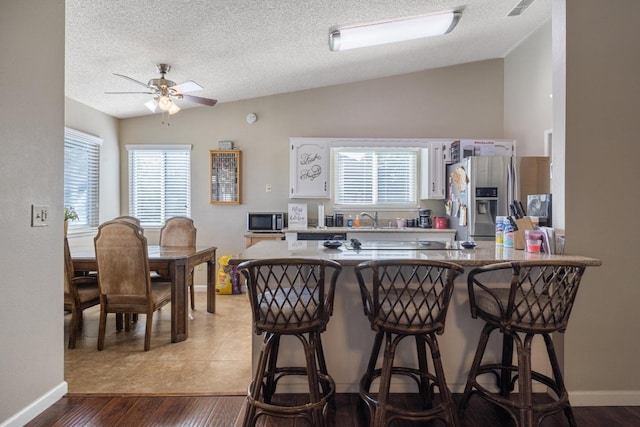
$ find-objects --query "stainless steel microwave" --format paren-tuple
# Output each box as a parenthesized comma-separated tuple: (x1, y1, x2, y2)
(247, 212, 286, 232)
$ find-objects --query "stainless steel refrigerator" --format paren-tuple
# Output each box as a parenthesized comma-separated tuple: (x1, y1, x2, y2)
(445, 156, 550, 241)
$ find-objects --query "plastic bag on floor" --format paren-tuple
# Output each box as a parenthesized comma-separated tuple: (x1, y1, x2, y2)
(216, 255, 241, 294)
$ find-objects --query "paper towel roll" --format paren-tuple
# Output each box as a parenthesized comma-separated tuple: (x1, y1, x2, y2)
(317, 204, 325, 228)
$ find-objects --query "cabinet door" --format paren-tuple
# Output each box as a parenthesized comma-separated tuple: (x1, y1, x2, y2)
(290, 138, 330, 198)
(420, 143, 446, 200)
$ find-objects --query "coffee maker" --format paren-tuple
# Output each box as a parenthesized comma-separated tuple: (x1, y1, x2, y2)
(418, 209, 432, 228)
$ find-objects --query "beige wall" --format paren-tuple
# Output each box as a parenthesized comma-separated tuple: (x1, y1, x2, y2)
(559, 0, 640, 401)
(119, 59, 505, 258)
(4, 2, 639, 423)
(0, 0, 66, 423)
(504, 19, 553, 156)
(65, 98, 121, 223)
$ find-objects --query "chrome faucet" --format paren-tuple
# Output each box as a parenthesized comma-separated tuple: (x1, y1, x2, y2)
(360, 211, 378, 229)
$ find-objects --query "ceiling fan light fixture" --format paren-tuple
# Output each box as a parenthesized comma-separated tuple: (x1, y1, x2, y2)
(158, 95, 173, 111)
(144, 98, 158, 113)
(329, 10, 461, 51)
(168, 102, 180, 115)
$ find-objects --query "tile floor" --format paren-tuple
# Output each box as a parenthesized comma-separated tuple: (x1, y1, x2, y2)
(64, 291, 253, 395)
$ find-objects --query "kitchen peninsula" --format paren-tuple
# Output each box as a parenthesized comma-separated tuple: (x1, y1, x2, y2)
(231, 240, 601, 394)
(283, 226, 456, 242)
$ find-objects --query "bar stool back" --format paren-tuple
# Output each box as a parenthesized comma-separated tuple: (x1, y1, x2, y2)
(355, 259, 464, 426)
(459, 260, 588, 427)
(238, 258, 342, 426)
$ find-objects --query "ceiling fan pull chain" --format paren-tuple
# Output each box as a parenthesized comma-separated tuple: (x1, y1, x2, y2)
(161, 110, 170, 126)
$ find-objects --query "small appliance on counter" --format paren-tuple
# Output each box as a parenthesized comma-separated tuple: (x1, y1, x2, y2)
(418, 209, 433, 228)
(247, 212, 286, 232)
(527, 194, 552, 226)
(433, 217, 448, 229)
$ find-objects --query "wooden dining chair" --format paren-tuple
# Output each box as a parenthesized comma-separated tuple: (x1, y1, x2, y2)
(64, 237, 100, 349)
(112, 215, 144, 327)
(94, 220, 172, 351)
(156, 217, 197, 309)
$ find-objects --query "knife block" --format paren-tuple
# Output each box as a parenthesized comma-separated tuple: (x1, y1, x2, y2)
(514, 217, 534, 250)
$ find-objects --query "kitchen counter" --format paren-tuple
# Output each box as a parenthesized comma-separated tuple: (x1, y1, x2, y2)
(283, 226, 456, 234)
(232, 240, 601, 267)
(232, 240, 601, 394)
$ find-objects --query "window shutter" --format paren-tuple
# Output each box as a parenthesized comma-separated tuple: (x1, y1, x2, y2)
(64, 128, 102, 231)
(127, 145, 191, 227)
(334, 147, 417, 207)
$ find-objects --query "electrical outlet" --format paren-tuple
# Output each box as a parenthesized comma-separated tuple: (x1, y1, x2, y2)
(31, 204, 49, 227)
(266, 184, 272, 193)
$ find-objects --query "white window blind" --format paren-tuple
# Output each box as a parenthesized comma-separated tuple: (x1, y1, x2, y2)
(334, 147, 418, 207)
(64, 128, 102, 231)
(127, 145, 191, 227)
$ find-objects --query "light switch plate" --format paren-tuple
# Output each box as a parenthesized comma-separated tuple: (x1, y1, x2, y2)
(31, 204, 49, 227)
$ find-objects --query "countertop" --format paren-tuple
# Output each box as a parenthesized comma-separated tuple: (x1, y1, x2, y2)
(231, 240, 602, 267)
(283, 227, 455, 234)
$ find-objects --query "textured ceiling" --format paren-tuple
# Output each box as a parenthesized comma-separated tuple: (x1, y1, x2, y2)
(65, 0, 551, 119)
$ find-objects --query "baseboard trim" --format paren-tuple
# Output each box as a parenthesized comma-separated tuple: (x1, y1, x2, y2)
(1, 381, 68, 427)
(570, 390, 640, 406)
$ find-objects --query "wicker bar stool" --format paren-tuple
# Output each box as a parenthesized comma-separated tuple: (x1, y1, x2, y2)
(237, 258, 342, 426)
(355, 260, 464, 427)
(458, 260, 588, 427)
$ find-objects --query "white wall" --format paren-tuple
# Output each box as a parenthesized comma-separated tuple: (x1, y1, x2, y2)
(119, 59, 505, 259)
(0, 0, 66, 424)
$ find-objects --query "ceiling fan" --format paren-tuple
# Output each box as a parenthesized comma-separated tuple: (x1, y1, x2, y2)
(106, 64, 217, 115)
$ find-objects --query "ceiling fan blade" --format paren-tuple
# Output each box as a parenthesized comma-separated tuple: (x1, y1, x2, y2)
(171, 80, 203, 94)
(182, 94, 217, 107)
(105, 91, 155, 94)
(113, 73, 151, 88)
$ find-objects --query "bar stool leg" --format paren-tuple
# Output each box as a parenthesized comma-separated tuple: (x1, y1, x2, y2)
(500, 333, 515, 396)
(243, 333, 275, 427)
(516, 333, 534, 427)
(543, 334, 577, 427)
(459, 322, 495, 417)
(415, 335, 434, 409)
(263, 335, 280, 404)
(360, 330, 384, 422)
(373, 332, 397, 427)
(313, 332, 332, 396)
(425, 333, 456, 426)
(302, 332, 325, 426)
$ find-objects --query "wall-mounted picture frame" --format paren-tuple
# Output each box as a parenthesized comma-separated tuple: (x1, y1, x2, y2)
(210, 150, 241, 204)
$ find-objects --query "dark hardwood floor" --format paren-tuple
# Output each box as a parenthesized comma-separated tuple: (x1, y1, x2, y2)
(26, 393, 640, 426)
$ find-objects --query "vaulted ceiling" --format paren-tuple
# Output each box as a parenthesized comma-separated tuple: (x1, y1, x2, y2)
(65, 0, 551, 119)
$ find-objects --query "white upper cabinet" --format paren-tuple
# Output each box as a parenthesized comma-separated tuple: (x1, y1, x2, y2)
(290, 138, 330, 198)
(420, 141, 450, 200)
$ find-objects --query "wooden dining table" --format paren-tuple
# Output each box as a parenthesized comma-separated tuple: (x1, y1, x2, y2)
(71, 245, 217, 343)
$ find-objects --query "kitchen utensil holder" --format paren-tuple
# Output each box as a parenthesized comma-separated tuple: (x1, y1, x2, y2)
(514, 217, 534, 250)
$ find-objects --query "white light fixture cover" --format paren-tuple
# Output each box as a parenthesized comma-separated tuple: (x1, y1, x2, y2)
(144, 99, 158, 113)
(168, 102, 180, 115)
(158, 95, 172, 111)
(329, 11, 461, 51)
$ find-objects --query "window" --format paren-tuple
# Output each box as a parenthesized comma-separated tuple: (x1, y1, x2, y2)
(127, 145, 191, 228)
(64, 128, 102, 232)
(334, 147, 418, 207)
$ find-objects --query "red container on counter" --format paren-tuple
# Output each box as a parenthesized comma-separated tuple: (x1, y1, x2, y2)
(433, 217, 447, 229)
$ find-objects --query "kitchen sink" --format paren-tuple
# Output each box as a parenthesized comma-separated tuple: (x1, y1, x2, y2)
(344, 240, 462, 251)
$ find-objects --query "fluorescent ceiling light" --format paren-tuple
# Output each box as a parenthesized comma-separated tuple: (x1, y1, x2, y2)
(329, 11, 461, 51)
